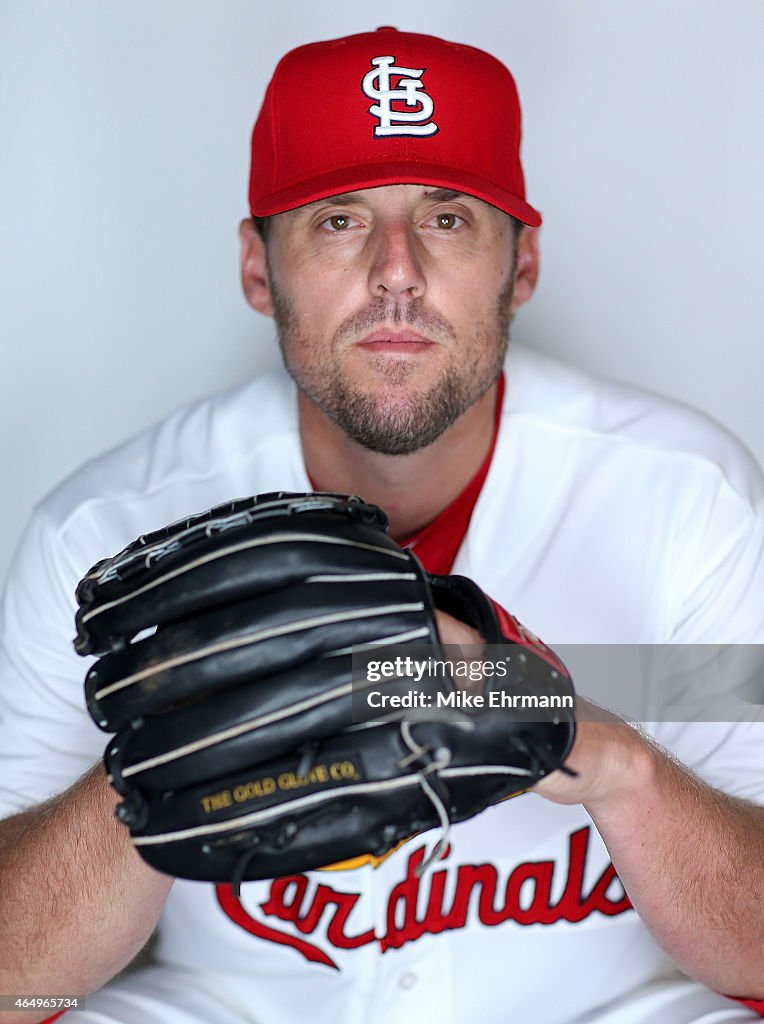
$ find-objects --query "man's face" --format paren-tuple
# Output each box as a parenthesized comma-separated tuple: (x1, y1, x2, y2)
(251, 185, 526, 455)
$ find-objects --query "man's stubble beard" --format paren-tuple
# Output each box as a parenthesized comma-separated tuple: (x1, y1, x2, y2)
(269, 274, 515, 457)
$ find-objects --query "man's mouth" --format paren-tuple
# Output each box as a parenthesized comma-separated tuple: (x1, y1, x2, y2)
(356, 328, 435, 354)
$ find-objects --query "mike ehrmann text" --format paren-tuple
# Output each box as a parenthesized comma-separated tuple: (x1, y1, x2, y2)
(365, 690, 573, 710)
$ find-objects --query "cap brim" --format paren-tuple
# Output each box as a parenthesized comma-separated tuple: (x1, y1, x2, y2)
(250, 161, 542, 226)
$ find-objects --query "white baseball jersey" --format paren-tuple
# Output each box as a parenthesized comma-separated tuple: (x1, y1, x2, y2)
(1, 345, 762, 1023)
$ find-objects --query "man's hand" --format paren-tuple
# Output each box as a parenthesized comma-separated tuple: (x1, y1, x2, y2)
(532, 697, 647, 807)
(434, 608, 485, 649)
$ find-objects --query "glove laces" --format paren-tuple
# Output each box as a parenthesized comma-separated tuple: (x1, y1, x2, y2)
(399, 719, 453, 877)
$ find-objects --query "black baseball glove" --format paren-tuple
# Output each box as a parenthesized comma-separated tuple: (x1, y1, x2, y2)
(75, 492, 575, 889)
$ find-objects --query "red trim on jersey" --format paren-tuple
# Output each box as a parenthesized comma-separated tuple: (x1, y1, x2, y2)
(732, 995, 764, 1016)
(40, 1014, 66, 1023)
(399, 374, 505, 574)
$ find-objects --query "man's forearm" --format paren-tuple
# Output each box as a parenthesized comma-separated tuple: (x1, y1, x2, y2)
(0, 763, 172, 1022)
(536, 710, 764, 997)
(589, 732, 764, 997)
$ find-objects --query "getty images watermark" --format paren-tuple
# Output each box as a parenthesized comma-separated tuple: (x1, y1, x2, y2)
(363, 653, 572, 711)
(349, 643, 764, 724)
(350, 644, 574, 724)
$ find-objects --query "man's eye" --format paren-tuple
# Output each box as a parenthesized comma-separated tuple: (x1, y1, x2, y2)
(431, 212, 463, 229)
(323, 214, 353, 231)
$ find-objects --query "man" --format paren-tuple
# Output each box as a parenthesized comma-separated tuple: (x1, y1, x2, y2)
(0, 26, 762, 1024)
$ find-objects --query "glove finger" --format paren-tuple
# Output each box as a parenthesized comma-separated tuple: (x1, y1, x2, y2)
(117, 723, 436, 882)
(107, 656, 360, 795)
(86, 579, 437, 729)
(114, 705, 575, 884)
(77, 493, 386, 599)
(75, 512, 407, 656)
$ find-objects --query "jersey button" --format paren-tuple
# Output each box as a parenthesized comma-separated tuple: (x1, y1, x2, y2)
(399, 971, 417, 990)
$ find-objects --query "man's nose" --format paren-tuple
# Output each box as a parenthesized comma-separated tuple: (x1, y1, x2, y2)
(367, 221, 426, 300)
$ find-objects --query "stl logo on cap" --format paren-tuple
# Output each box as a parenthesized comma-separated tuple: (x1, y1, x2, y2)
(361, 55, 439, 138)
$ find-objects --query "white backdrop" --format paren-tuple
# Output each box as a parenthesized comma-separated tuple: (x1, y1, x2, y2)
(1, 0, 762, 582)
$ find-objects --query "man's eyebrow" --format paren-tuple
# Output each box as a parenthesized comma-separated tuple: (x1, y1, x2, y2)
(308, 193, 367, 207)
(307, 187, 470, 208)
(421, 188, 468, 202)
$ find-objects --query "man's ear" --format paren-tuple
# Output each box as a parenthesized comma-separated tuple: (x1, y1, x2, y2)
(240, 219, 274, 316)
(510, 225, 540, 313)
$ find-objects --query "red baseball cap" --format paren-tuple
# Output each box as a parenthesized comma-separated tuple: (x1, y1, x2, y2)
(248, 27, 541, 226)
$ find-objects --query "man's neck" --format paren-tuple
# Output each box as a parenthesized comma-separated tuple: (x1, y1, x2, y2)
(298, 384, 499, 541)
